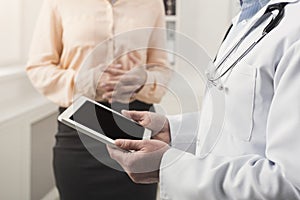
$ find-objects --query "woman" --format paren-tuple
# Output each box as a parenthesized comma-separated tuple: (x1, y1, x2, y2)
(26, 0, 171, 199)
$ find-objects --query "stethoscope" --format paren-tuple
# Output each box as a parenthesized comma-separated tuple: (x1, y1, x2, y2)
(207, 2, 289, 90)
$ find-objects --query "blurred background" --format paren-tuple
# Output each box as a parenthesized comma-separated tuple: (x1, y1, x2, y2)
(0, 0, 239, 199)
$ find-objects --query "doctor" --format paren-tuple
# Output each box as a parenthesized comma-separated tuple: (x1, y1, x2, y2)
(108, 0, 300, 199)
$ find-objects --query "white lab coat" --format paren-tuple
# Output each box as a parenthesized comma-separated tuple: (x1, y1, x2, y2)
(160, 0, 300, 199)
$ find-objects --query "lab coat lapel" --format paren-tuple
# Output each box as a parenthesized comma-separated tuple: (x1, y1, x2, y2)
(215, 9, 267, 65)
(215, 0, 298, 66)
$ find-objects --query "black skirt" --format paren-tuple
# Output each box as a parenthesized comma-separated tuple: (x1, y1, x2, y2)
(53, 101, 157, 200)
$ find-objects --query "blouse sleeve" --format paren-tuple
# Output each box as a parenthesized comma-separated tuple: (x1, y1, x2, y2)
(26, 0, 76, 107)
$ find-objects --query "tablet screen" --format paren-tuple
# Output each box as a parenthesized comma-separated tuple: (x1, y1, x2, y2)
(70, 101, 145, 140)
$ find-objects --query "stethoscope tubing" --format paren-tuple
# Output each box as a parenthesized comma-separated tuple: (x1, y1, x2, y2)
(208, 3, 288, 85)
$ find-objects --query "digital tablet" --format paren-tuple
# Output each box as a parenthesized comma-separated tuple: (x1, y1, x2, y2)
(58, 96, 151, 148)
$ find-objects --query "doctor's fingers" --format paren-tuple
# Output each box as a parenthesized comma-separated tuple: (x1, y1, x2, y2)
(115, 139, 169, 155)
(124, 111, 168, 136)
(107, 146, 132, 171)
(113, 140, 169, 174)
(107, 141, 144, 172)
(121, 110, 151, 127)
(121, 110, 167, 135)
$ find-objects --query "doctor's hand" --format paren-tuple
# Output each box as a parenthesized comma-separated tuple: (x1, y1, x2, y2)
(122, 110, 171, 144)
(107, 139, 169, 184)
(100, 54, 147, 103)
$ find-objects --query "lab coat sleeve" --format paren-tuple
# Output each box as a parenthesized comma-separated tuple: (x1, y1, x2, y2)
(26, 0, 76, 107)
(167, 112, 200, 154)
(159, 41, 300, 200)
(135, 0, 172, 104)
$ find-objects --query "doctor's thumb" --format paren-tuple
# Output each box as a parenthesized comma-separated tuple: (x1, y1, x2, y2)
(122, 110, 147, 122)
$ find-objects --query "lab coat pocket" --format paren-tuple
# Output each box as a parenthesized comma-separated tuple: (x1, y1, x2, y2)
(224, 62, 257, 142)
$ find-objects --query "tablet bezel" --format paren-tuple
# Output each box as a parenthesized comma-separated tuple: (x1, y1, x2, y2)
(58, 96, 151, 148)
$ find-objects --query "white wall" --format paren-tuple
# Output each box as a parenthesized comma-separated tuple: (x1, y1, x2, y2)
(158, 0, 240, 115)
(0, 0, 22, 65)
(0, 0, 43, 67)
(0, 0, 58, 199)
(179, 0, 240, 58)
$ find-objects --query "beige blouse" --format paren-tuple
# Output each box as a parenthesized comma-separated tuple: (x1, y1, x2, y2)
(26, 0, 171, 107)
